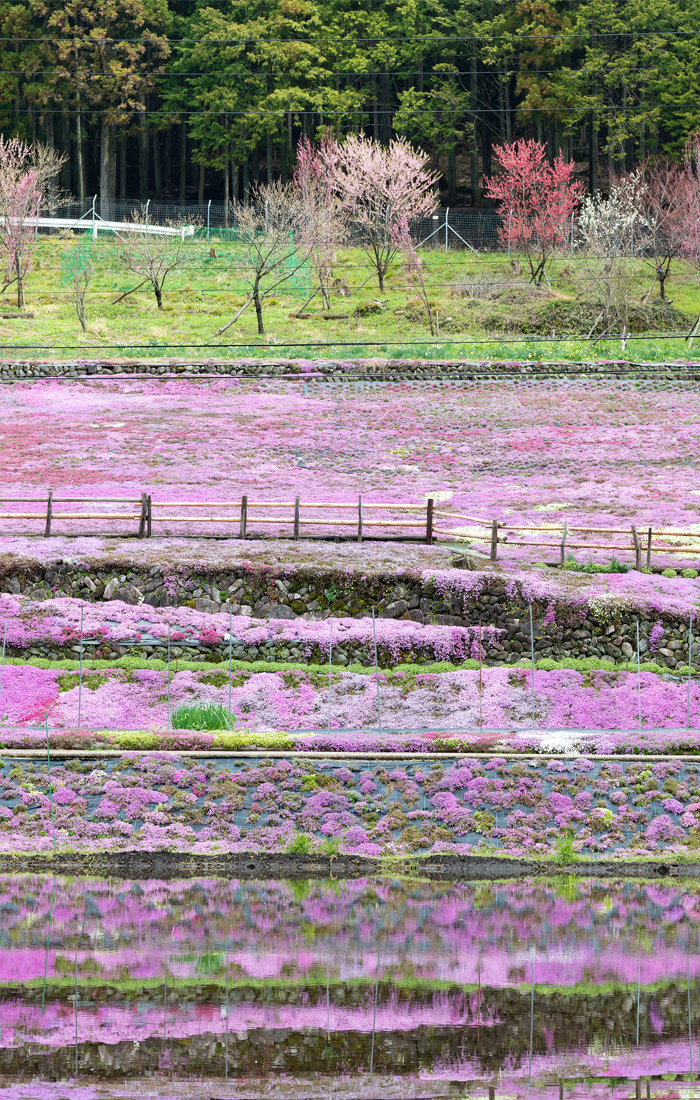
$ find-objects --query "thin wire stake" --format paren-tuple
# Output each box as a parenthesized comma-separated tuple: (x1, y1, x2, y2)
(689, 958, 693, 1083)
(637, 621, 642, 731)
(74, 950, 78, 1079)
(369, 948, 380, 1078)
(636, 959, 641, 1045)
(528, 954, 535, 1084)
(46, 711, 56, 852)
(228, 607, 233, 729)
(225, 949, 229, 1081)
(167, 622, 171, 727)
(77, 605, 83, 729)
(0, 619, 7, 720)
(372, 607, 381, 734)
(328, 622, 333, 731)
(688, 611, 694, 730)
(529, 605, 535, 729)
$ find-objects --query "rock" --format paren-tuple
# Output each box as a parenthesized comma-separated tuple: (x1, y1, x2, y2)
(621, 641, 634, 658)
(380, 599, 408, 619)
(113, 585, 139, 606)
(267, 604, 297, 620)
(103, 578, 120, 600)
(194, 598, 220, 614)
(252, 600, 271, 617)
(5, 577, 20, 595)
(239, 605, 252, 617)
(408, 609, 425, 623)
(29, 589, 49, 601)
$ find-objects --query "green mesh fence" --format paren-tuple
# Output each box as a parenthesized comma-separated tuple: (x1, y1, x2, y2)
(61, 236, 91, 286)
(194, 227, 313, 297)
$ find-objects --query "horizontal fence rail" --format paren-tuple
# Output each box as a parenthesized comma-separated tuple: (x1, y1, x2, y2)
(2, 493, 700, 566)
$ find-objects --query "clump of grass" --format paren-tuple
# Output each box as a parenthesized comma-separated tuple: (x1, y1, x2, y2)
(286, 831, 312, 854)
(554, 830, 579, 865)
(171, 702, 233, 730)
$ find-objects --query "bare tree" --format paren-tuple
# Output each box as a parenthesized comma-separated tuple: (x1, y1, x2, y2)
(115, 208, 192, 310)
(218, 182, 315, 336)
(67, 260, 93, 332)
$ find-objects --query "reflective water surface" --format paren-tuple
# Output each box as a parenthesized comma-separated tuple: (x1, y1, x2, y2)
(0, 875, 698, 1099)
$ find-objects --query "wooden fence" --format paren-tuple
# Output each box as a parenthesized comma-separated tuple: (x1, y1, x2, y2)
(2, 493, 700, 567)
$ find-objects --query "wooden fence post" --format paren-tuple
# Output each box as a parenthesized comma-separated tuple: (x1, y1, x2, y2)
(294, 496, 300, 540)
(147, 495, 152, 538)
(425, 498, 434, 545)
(357, 495, 363, 543)
(44, 490, 53, 537)
(632, 525, 641, 570)
(138, 493, 146, 538)
(560, 520, 568, 564)
(646, 526, 652, 568)
(240, 495, 247, 540)
(490, 520, 498, 562)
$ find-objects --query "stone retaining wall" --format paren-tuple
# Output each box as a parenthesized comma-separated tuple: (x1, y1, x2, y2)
(1, 357, 700, 381)
(3, 560, 695, 669)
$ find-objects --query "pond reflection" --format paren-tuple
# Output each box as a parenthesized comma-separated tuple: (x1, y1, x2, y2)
(0, 875, 697, 1099)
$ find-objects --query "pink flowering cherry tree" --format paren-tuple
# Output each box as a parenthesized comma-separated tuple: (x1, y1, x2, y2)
(0, 138, 64, 308)
(485, 138, 584, 285)
(318, 134, 439, 292)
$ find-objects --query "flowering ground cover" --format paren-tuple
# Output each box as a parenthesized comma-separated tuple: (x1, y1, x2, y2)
(3, 662, 700, 734)
(2, 376, 700, 567)
(2, 750, 700, 856)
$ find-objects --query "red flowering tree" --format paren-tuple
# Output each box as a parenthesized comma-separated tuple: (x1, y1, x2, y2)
(485, 139, 584, 285)
(292, 137, 346, 310)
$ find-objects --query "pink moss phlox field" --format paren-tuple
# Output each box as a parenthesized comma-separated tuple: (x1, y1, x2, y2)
(2, 751, 700, 855)
(4, 377, 700, 567)
(0, 594, 499, 662)
(4, 662, 700, 732)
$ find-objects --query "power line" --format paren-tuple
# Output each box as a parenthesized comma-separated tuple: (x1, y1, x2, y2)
(3, 104, 699, 115)
(0, 30, 699, 43)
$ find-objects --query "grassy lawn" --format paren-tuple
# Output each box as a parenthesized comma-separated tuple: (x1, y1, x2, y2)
(5, 236, 700, 361)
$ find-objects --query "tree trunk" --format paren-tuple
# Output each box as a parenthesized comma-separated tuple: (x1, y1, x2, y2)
(155, 283, 163, 309)
(119, 139, 126, 201)
(198, 160, 205, 203)
(75, 105, 85, 202)
(589, 112, 597, 194)
(447, 145, 457, 206)
(254, 286, 264, 334)
(469, 53, 479, 205)
(164, 127, 172, 193)
(138, 100, 149, 202)
(153, 127, 163, 201)
(62, 108, 71, 195)
(16, 254, 22, 309)
(179, 124, 187, 201)
(371, 72, 379, 141)
(267, 133, 273, 183)
(223, 142, 229, 223)
(242, 158, 249, 205)
(380, 66, 391, 145)
(100, 120, 117, 212)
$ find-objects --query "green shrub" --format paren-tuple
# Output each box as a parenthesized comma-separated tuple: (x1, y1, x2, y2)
(662, 568, 678, 578)
(681, 568, 698, 579)
(171, 702, 233, 730)
(286, 832, 312, 854)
